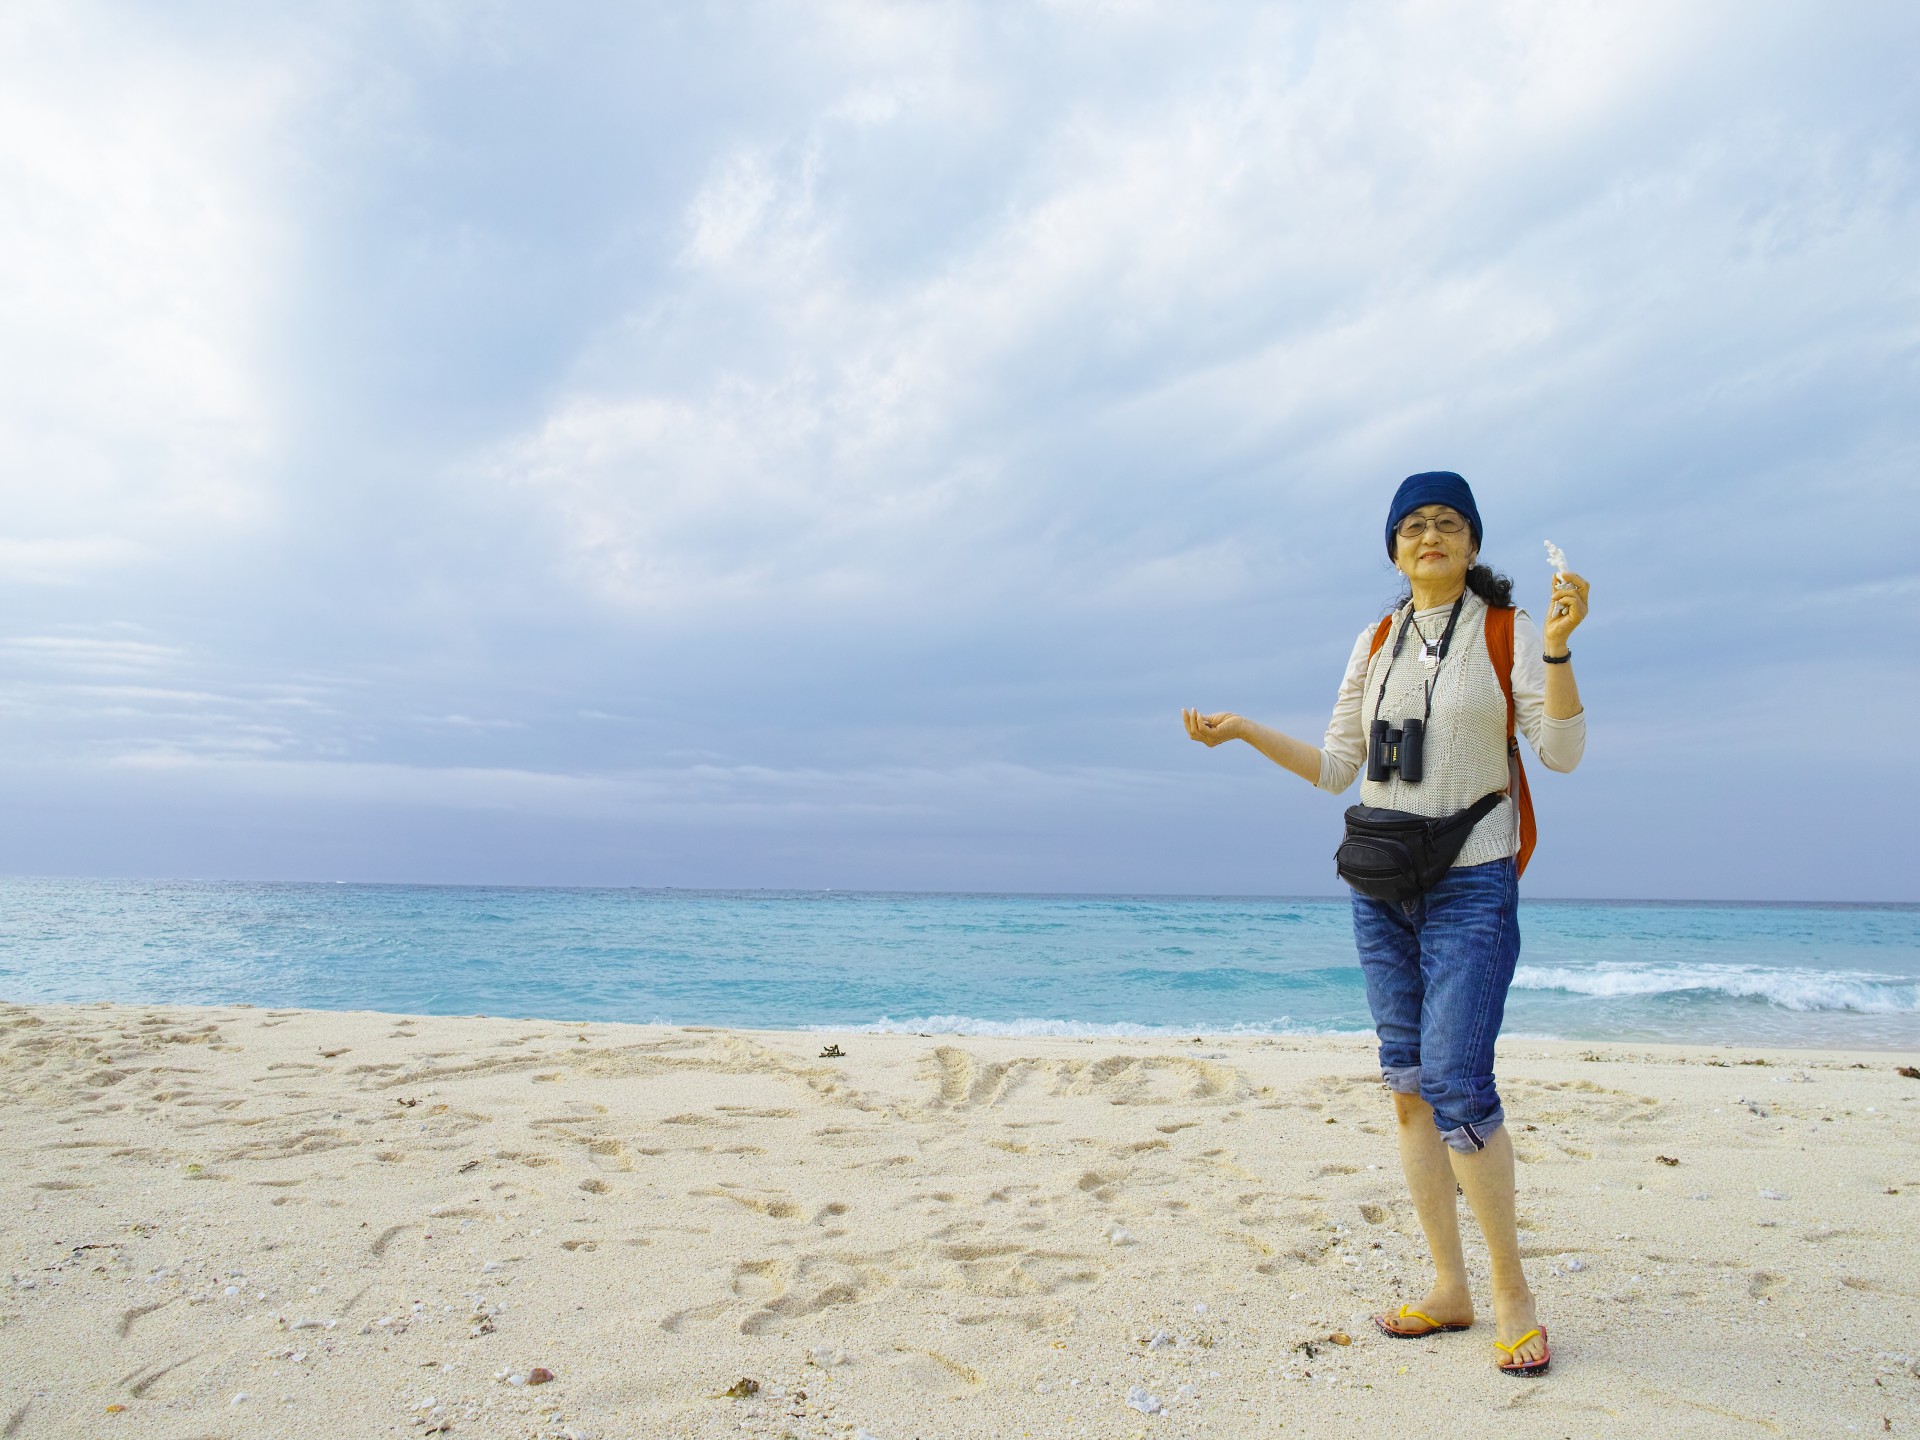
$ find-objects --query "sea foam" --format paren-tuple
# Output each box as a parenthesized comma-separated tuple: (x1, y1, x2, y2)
(1511, 963, 1920, 1014)
(846, 1015, 1371, 1039)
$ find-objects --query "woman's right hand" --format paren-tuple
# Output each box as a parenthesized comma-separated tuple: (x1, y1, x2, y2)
(1183, 709, 1242, 747)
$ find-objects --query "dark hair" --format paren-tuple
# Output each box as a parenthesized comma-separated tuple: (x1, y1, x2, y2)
(1465, 563, 1514, 608)
(1389, 562, 1514, 613)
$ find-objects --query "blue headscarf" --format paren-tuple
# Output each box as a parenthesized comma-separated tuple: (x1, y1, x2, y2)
(1386, 471, 1481, 559)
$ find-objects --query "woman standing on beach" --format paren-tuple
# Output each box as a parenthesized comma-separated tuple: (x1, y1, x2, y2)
(1181, 471, 1589, 1377)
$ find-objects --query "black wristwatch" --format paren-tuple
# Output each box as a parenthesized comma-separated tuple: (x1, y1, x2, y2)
(1543, 650, 1571, 665)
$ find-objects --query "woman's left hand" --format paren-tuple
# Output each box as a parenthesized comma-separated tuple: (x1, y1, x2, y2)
(1543, 571, 1589, 655)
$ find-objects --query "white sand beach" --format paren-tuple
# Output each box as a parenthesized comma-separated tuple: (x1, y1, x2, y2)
(2, 1002, 1916, 1438)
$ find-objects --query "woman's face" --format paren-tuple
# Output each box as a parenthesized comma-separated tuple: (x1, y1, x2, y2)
(1393, 504, 1476, 591)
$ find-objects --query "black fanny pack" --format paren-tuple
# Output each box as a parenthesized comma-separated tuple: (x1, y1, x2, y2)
(1335, 792, 1505, 902)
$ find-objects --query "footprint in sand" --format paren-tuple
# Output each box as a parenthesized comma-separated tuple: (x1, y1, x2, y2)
(810, 1125, 881, 1149)
(732, 1258, 785, 1301)
(659, 1297, 733, 1332)
(587, 1139, 633, 1172)
(736, 1255, 882, 1334)
(692, 1184, 803, 1219)
(925, 1047, 1247, 1110)
(920, 1242, 1104, 1300)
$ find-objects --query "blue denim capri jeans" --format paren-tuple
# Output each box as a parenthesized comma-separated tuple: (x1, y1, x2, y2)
(1350, 856, 1520, 1153)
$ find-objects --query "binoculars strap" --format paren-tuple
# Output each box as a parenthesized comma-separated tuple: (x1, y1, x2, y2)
(1363, 597, 1539, 877)
(1369, 593, 1465, 736)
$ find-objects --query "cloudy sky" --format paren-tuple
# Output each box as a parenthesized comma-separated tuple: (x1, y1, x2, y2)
(1, 1, 1914, 899)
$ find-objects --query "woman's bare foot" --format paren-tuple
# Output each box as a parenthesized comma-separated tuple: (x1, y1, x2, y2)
(1373, 1283, 1474, 1337)
(1489, 1282, 1546, 1369)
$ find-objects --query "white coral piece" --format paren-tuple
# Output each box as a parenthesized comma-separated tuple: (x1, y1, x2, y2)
(1544, 540, 1567, 574)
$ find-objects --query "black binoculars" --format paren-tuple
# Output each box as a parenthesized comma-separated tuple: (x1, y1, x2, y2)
(1367, 716, 1425, 783)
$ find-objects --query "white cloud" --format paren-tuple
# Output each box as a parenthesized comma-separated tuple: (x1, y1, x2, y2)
(0, 2, 300, 556)
(473, 2, 1795, 623)
(2, 634, 188, 674)
(681, 144, 824, 273)
(94, 747, 1181, 825)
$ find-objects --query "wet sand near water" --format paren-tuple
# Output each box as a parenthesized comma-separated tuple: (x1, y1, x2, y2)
(2, 1002, 1917, 1438)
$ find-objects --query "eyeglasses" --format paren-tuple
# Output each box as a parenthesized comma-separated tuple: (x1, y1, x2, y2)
(1396, 513, 1468, 539)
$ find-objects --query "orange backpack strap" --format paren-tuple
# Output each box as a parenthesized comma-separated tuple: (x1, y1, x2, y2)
(1483, 605, 1537, 877)
(1367, 614, 1394, 660)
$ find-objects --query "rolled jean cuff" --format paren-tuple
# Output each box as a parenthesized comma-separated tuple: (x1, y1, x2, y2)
(1438, 1106, 1505, 1154)
(1380, 1063, 1423, 1096)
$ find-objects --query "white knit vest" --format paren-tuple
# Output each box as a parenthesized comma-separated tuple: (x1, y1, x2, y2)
(1358, 591, 1517, 868)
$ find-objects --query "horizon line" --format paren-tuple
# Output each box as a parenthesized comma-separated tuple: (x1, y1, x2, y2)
(1, 872, 1914, 909)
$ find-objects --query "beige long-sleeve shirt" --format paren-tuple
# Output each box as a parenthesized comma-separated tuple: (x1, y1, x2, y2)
(1317, 594, 1585, 868)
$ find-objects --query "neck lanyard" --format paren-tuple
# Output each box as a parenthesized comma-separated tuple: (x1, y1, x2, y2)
(1371, 593, 1465, 732)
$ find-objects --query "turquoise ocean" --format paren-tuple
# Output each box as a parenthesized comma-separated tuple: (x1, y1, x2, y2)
(0, 878, 1914, 1050)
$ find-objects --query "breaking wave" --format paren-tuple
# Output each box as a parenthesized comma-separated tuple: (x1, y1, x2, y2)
(1510, 964, 1920, 1014)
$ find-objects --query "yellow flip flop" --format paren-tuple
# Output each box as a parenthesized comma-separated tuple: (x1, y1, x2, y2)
(1372, 1303, 1471, 1339)
(1493, 1324, 1551, 1376)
